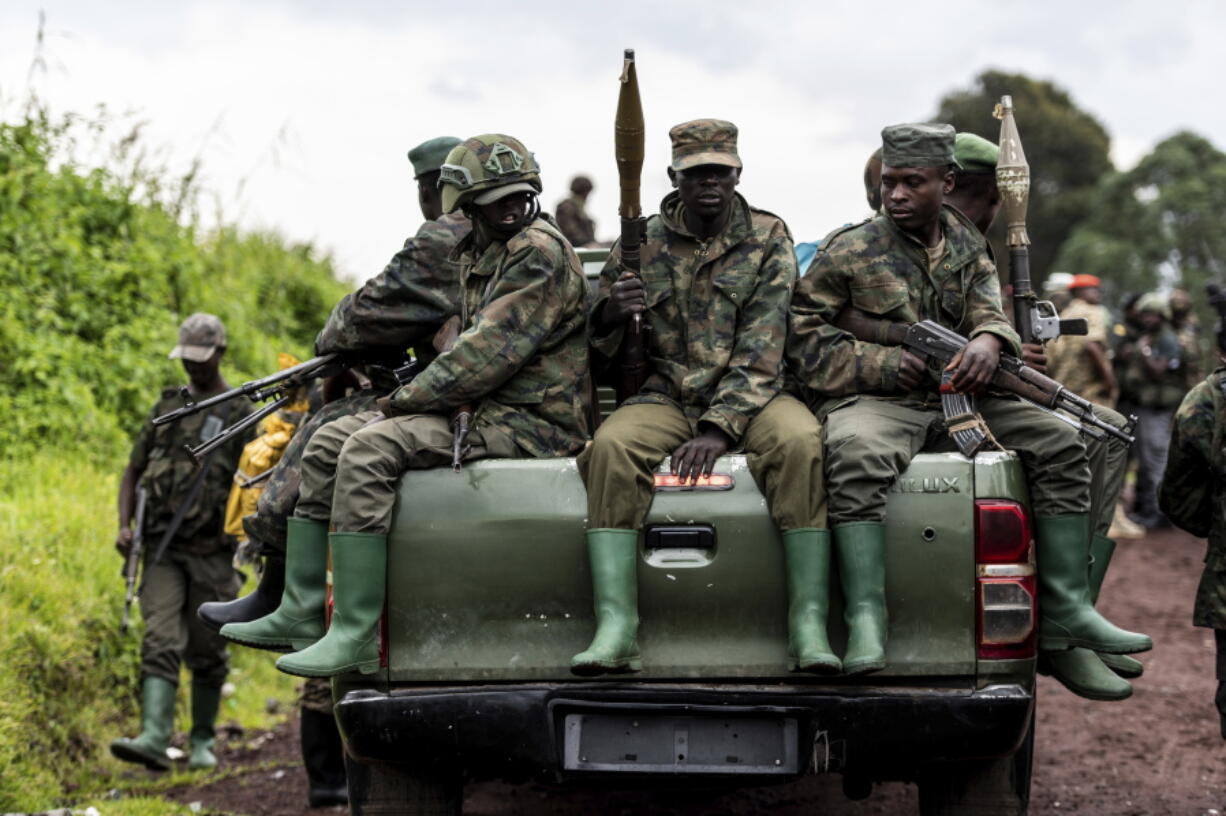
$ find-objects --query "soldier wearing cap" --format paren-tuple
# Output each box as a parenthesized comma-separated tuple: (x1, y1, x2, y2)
(1047, 274, 1117, 406)
(225, 133, 591, 679)
(945, 132, 1145, 698)
(555, 174, 599, 247)
(111, 313, 255, 771)
(789, 123, 1152, 682)
(574, 119, 830, 676)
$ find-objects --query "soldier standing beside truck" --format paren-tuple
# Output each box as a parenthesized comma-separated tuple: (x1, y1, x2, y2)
(789, 123, 1152, 686)
(575, 119, 833, 676)
(111, 314, 254, 770)
(228, 134, 591, 678)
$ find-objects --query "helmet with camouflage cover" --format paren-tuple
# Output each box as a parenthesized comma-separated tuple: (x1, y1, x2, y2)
(437, 134, 542, 214)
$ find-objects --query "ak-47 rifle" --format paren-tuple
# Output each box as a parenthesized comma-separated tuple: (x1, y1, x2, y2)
(834, 309, 1136, 449)
(120, 486, 148, 634)
(614, 47, 648, 402)
(432, 315, 472, 472)
(994, 95, 1087, 343)
(154, 350, 417, 463)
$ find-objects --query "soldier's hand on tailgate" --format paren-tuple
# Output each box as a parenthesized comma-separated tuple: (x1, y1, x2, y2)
(946, 333, 1002, 394)
(671, 425, 732, 484)
(1021, 342, 1048, 373)
(115, 527, 134, 557)
(600, 271, 646, 327)
(897, 350, 927, 391)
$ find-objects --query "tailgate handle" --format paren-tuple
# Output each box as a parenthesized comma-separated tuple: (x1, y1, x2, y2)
(644, 524, 715, 550)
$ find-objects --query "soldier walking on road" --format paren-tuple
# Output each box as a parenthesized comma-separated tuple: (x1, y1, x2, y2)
(574, 120, 832, 676)
(1160, 328, 1226, 741)
(111, 314, 254, 770)
(555, 174, 599, 247)
(789, 124, 1152, 691)
(228, 134, 591, 678)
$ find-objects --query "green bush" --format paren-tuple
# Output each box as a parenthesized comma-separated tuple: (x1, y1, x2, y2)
(0, 105, 349, 811)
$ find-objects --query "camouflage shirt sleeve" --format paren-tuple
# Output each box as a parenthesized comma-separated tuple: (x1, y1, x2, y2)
(587, 240, 626, 360)
(314, 220, 461, 355)
(787, 241, 904, 396)
(963, 253, 1022, 357)
(700, 219, 794, 441)
(1159, 378, 1218, 537)
(390, 234, 586, 414)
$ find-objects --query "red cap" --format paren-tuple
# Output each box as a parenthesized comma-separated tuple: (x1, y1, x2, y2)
(1068, 274, 1101, 290)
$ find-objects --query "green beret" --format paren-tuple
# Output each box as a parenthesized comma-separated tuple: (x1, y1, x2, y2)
(881, 123, 960, 170)
(408, 136, 462, 178)
(954, 132, 999, 172)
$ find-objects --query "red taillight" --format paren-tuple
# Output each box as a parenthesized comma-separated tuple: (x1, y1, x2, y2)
(653, 473, 734, 491)
(975, 499, 1036, 660)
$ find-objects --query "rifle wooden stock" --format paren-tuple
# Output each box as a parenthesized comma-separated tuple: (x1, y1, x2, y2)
(433, 315, 473, 472)
(614, 48, 648, 402)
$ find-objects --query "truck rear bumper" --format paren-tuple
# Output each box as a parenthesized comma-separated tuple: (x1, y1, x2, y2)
(336, 681, 1033, 782)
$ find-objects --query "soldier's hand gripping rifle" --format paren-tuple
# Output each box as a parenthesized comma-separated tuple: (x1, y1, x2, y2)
(431, 315, 472, 472)
(836, 309, 1136, 449)
(994, 95, 1087, 343)
(120, 486, 148, 634)
(614, 47, 648, 402)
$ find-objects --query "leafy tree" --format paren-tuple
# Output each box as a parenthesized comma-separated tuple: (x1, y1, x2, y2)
(935, 70, 1113, 287)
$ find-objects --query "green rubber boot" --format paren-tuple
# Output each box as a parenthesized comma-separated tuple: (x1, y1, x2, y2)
(1036, 515, 1152, 654)
(221, 517, 328, 652)
(834, 522, 888, 676)
(571, 529, 642, 676)
(276, 532, 385, 678)
(110, 675, 176, 770)
(783, 528, 841, 674)
(188, 681, 222, 770)
(1088, 535, 1144, 679)
(1039, 647, 1133, 701)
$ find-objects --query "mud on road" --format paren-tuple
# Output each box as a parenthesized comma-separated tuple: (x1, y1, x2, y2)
(166, 527, 1225, 815)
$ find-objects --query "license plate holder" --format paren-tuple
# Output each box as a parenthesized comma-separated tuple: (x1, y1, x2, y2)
(562, 712, 799, 775)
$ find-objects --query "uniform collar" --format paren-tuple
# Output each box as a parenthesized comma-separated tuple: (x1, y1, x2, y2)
(659, 190, 752, 255)
(882, 204, 987, 272)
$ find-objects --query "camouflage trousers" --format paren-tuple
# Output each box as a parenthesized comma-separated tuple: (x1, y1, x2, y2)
(243, 389, 385, 556)
(295, 411, 522, 534)
(139, 546, 242, 686)
(300, 677, 333, 715)
(1086, 404, 1131, 539)
(823, 396, 1091, 525)
(578, 394, 826, 531)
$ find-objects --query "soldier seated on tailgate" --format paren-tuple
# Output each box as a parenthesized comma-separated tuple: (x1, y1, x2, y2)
(230, 134, 592, 679)
(788, 123, 1152, 693)
(573, 119, 831, 677)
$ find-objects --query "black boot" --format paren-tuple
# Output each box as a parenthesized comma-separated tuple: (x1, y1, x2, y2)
(198, 554, 286, 633)
(301, 707, 348, 808)
(1216, 630, 1226, 741)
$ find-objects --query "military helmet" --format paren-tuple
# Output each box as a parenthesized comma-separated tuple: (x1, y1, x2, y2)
(438, 134, 542, 214)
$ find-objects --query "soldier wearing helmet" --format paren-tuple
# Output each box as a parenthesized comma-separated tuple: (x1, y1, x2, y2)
(242, 134, 591, 678)
(573, 119, 829, 677)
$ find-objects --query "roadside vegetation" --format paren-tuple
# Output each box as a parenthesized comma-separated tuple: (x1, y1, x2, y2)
(0, 102, 349, 813)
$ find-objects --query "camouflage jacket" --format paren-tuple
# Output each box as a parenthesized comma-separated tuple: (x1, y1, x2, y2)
(388, 216, 592, 458)
(555, 195, 596, 247)
(1118, 325, 1187, 410)
(1159, 366, 1226, 627)
(590, 191, 796, 443)
(129, 386, 255, 554)
(788, 206, 1021, 414)
(314, 212, 471, 356)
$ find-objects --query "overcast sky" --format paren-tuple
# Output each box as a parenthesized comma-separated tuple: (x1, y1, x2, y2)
(2, 1, 1224, 283)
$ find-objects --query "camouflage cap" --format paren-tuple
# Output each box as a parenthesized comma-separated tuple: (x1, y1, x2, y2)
(954, 132, 999, 172)
(669, 119, 742, 171)
(408, 136, 462, 178)
(169, 312, 226, 362)
(881, 123, 961, 170)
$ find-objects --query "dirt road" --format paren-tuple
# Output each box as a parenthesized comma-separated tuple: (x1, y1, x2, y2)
(166, 527, 1225, 815)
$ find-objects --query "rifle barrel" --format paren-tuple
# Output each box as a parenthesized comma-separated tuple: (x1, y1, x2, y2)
(187, 395, 289, 462)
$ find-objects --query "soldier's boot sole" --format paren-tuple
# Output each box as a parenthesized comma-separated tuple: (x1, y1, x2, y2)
(1099, 652, 1144, 678)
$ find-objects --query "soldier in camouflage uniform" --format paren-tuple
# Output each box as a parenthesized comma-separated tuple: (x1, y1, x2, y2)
(789, 124, 1151, 687)
(945, 134, 1144, 696)
(235, 134, 591, 678)
(575, 120, 831, 676)
(1119, 293, 1188, 529)
(111, 314, 255, 770)
(1047, 274, 1117, 407)
(555, 174, 598, 247)
(1159, 342, 1226, 740)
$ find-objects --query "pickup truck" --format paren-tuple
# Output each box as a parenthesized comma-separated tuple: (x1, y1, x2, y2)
(333, 249, 1039, 816)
